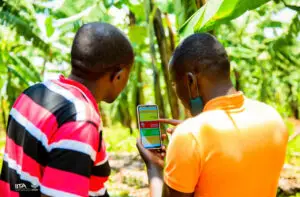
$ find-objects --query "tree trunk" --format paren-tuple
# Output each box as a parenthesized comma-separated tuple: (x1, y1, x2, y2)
(288, 82, 299, 119)
(151, 4, 180, 119)
(146, 1, 166, 119)
(119, 93, 133, 134)
(129, 9, 144, 127)
(1, 98, 7, 129)
(41, 58, 47, 78)
(150, 44, 166, 118)
(234, 69, 240, 91)
(135, 62, 145, 127)
(165, 13, 175, 52)
(195, 0, 205, 8)
(129, 10, 136, 25)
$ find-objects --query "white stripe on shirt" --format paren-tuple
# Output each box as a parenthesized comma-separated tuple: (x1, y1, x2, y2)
(95, 154, 109, 166)
(4, 153, 40, 186)
(41, 184, 81, 197)
(10, 108, 49, 150)
(89, 187, 106, 196)
(49, 139, 97, 161)
(43, 80, 87, 121)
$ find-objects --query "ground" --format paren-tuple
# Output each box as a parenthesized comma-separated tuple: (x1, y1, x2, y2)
(0, 122, 300, 197)
(107, 152, 149, 197)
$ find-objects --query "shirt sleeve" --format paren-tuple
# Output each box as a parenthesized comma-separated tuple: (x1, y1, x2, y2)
(40, 121, 100, 197)
(164, 122, 202, 193)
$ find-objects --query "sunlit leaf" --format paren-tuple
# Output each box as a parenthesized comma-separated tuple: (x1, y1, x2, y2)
(260, 21, 282, 28)
(180, 0, 271, 37)
(45, 16, 55, 37)
(173, 0, 198, 28)
(128, 25, 148, 45)
(54, 5, 96, 27)
(55, 0, 95, 16)
(7, 66, 30, 86)
(128, 3, 146, 22)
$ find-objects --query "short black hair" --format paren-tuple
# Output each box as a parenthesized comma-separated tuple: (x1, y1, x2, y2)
(71, 22, 134, 80)
(169, 33, 230, 80)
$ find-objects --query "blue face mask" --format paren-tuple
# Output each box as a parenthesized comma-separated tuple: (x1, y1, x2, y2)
(187, 75, 203, 116)
(190, 97, 204, 116)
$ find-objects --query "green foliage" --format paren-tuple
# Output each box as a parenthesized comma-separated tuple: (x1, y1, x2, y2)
(45, 16, 54, 37)
(104, 125, 138, 153)
(128, 26, 148, 45)
(0, 10, 50, 52)
(179, 0, 271, 37)
(173, 0, 198, 28)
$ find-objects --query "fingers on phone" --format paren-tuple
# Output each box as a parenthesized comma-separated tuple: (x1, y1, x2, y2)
(158, 119, 175, 125)
(158, 119, 182, 126)
(161, 134, 167, 140)
(166, 128, 174, 134)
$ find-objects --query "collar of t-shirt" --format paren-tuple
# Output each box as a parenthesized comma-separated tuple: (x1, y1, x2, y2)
(203, 91, 245, 112)
(58, 74, 99, 114)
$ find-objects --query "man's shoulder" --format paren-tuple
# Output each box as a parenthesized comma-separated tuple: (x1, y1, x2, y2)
(24, 79, 100, 126)
(246, 98, 284, 123)
(174, 114, 211, 138)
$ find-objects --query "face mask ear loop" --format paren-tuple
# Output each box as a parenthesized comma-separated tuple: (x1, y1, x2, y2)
(187, 74, 200, 99)
(188, 74, 204, 116)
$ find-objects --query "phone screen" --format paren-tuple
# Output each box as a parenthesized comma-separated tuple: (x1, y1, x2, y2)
(138, 105, 161, 149)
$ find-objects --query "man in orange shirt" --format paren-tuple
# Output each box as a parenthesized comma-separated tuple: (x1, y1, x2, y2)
(137, 33, 288, 197)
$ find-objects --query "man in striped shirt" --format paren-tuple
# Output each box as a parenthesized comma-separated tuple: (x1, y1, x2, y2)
(0, 22, 134, 197)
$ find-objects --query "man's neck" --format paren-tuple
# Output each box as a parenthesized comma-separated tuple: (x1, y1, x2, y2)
(203, 82, 237, 104)
(68, 74, 102, 101)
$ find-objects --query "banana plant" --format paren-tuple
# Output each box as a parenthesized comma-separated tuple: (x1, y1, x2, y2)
(179, 0, 271, 38)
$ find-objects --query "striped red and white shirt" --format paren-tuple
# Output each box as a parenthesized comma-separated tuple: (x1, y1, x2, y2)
(0, 75, 110, 197)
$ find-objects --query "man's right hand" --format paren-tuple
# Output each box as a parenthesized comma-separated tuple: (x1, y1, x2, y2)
(158, 119, 183, 135)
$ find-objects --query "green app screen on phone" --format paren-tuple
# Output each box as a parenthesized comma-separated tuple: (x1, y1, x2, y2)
(138, 106, 161, 149)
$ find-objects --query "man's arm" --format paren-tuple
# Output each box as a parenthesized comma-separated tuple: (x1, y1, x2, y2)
(147, 164, 164, 197)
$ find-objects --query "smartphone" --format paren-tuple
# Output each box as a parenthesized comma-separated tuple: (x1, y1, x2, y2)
(137, 105, 162, 149)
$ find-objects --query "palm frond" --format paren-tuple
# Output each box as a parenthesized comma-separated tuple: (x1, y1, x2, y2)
(0, 10, 50, 53)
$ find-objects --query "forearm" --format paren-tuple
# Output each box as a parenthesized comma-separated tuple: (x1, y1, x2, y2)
(147, 164, 164, 197)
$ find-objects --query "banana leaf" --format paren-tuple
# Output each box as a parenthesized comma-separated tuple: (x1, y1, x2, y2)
(179, 0, 270, 37)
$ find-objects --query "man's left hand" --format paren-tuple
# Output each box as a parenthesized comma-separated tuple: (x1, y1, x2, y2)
(136, 138, 166, 169)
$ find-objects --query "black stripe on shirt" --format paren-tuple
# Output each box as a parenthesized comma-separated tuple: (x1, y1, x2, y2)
(91, 160, 111, 177)
(47, 148, 94, 177)
(7, 116, 48, 166)
(23, 83, 77, 127)
(0, 160, 41, 197)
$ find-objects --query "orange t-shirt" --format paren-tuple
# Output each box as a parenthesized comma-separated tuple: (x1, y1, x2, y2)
(164, 92, 288, 197)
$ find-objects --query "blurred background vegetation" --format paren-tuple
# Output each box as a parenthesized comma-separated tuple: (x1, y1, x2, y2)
(0, 0, 299, 196)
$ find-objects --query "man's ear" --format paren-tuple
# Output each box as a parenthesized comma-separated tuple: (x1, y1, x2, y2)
(186, 72, 196, 86)
(110, 69, 123, 82)
(186, 72, 198, 98)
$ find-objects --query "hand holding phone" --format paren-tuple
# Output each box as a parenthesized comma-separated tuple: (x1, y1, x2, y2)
(137, 105, 162, 149)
